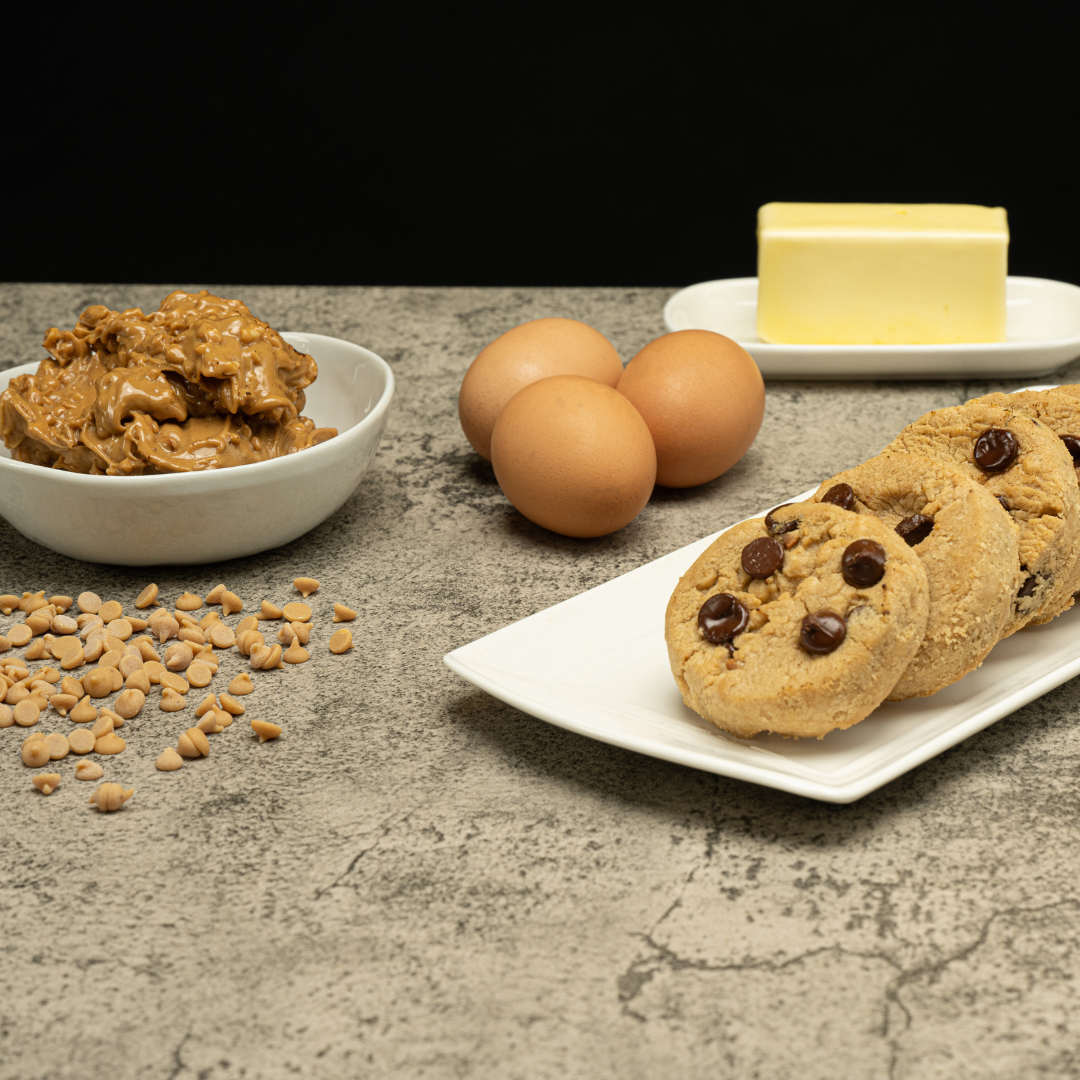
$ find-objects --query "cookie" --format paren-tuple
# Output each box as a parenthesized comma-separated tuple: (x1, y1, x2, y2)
(813, 452, 1021, 698)
(885, 402, 1080, 628)
(665, 502, 929, 739)
(969, 388, 1080, 484)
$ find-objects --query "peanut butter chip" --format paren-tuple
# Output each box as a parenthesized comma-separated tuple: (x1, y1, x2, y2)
(33, 773, 61, 795)
(281, 602, 311, 623)
(221, 591, 243, 616)
(89, 784, 133, 811)
(227, 674, 254, 696)
(177, 728, 210, 758)
(13, 699, 41, 727)
(114, 689, 145, 719)
(8, 625, 32, 647)
(75, 760, 103, 781)
(159, 688, 187, 712)
(219, 693, 245, 715)
(50, 596, 73, 613)
(143, 660, 166, 683)
(45, 733, 69, 760)
(194, 693, 217, 717)
(293, 577, 319, 597)
(77, 592, 102, 615)
(164, 643, 194, 672)
(83, 668, 114, 698)
(207, 624, 236, 649)
(0, 594, 19, 614)
(51, 614, 78, 635)
(68, 729, 95, 754)
(205, 584, 226, 605)
(19, 591, 47, 613)
(95, 733, 126, 755)
(159, 672, 190, 695)
(0, 636, 10, 652)
(156, 747, 183, 771)
(329, 629, 353, 654)
(197, 710, 228, 734)
(186, 662, 213, 688)
(107, 619, 133, 641)
(259, 601, 282, 620)
(70, 697, 98, 723)
(0, 704, 12, 728)
(251, 719, 282, 743)
(135, 584, 159, 609)
(22, 739, 50, 767)
(175, 592, 203, 611)
(91, 714, 114, 739)
(236, 615, 259, 636)
(333, 603, 357, 622)
(50, 693, 78, 715)
(283, 639, 309, 664)
(98, 601, 123, 622)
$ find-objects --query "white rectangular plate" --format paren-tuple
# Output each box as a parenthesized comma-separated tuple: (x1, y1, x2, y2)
(663, 276, 1080, 379)
(445, 482, 1080, 803)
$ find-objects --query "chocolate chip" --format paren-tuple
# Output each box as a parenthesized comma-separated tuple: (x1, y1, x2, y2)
(1061, 435, 1080, 463)
(741, 536, 784, 578)
(800, 611, 846, 654)
(842, 539, 887, 588)
(996, 495, 1010, 512)
(895, 514, 934, 546)
(764, 504, 798, 535)
(697, 593, 749, 645)
(1018, 574, 1038, 599)
(973, 428, 1019, 474)
(821, 483, 855, 512)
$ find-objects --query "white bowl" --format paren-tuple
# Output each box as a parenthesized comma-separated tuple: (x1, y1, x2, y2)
(0, 332, 394, 565)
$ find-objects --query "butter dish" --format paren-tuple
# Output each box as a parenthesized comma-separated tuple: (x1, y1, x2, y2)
(663, 276, 1080, 379)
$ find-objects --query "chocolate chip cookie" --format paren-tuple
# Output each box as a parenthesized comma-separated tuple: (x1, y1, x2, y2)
(665, 502, 929, 739)
(885, 402, 1080, 628)
(969, 388, 1080, 484)
(814, 452, 1022, 698)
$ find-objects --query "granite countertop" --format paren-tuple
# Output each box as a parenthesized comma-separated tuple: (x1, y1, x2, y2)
(2, 283, 1079, 1080)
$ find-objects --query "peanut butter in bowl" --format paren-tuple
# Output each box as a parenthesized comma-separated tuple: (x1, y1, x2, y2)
(0, 290, 337, 474)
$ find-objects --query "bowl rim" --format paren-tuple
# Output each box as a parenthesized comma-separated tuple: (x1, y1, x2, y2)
(0, 331, 395, 491)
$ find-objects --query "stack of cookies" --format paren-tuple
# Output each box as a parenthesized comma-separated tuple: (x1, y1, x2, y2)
(665, 386, 1080, 739)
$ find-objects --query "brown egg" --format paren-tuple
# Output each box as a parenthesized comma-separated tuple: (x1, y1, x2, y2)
(459, 318, 623, 460)
(491, 376, 657, 538)
(617, 330, 764, 488)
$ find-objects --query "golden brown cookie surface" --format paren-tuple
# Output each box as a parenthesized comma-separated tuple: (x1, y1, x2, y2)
(815, 452, 1021, 698)
(665, 503, 929, 739)
(886, 402, 1080, 628)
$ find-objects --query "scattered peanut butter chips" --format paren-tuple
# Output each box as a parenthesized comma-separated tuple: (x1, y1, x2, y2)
(2, 579, 357, 807)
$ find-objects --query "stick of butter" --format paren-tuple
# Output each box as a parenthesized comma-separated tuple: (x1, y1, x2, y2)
(756, 203, 1008, 345)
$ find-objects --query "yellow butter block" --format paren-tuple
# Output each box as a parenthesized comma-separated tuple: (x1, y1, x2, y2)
(756, 203, 1009, 345)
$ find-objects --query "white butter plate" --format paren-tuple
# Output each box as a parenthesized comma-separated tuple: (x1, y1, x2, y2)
(663, 276, 1080, 380)
(445, 475, 1079, 805)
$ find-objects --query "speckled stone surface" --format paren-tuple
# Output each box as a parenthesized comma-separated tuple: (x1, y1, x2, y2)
(2, 283, 1080, 1080)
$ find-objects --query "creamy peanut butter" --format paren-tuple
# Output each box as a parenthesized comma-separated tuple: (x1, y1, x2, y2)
(1, 290, 337, 474)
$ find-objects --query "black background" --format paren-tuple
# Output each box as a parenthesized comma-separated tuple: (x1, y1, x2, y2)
(6, 11, 1076, 289)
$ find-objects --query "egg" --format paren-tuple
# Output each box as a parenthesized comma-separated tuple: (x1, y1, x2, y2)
(458, 318, 623, 460)
(616, 330, 764, 488)
(490, 375, 657, 538)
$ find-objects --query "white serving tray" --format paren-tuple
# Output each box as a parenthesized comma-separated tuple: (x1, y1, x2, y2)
(445, 474, 1080, 804)
(663, 276, 1080, 379)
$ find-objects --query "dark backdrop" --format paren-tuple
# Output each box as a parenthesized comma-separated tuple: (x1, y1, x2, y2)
(6, 11, 1075, 288)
